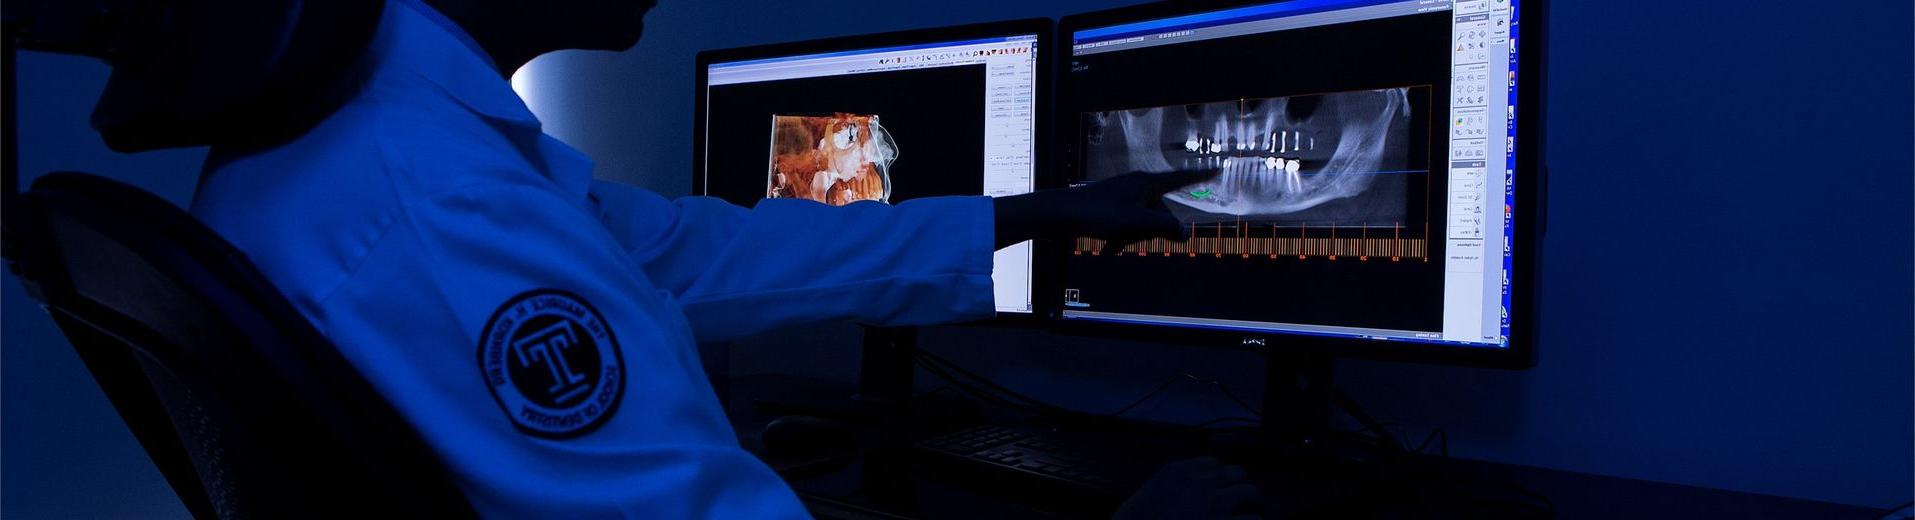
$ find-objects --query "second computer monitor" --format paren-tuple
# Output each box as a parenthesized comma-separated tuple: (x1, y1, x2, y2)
(694, 21, 1049, 316)
(1056, 0, 1543, 366)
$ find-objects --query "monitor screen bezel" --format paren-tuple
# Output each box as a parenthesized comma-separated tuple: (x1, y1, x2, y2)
(691, 18, 1059, 327)
(1050, 0, 1546, 368)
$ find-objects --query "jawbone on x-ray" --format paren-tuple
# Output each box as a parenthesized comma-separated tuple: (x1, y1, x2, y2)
(767, 113, 899, 205)
(1083, 87, 1426, 225)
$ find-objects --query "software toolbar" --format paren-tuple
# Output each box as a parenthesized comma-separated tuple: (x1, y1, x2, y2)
(1441, 0, 1513, 344)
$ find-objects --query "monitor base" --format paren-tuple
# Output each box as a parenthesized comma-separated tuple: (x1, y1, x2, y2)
(1255, 352, 1402, 466)
(1260, 351, 1336, 454)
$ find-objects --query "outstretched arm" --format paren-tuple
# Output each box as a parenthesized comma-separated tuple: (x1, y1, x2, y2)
(992, 170, 1218, 249)
(591, 170, 1217, 342)
(595, 183, 995, 342)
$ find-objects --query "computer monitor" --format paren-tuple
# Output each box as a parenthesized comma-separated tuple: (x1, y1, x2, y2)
(693, 20, 1051, 318)
(1055, 0, 1544, 367)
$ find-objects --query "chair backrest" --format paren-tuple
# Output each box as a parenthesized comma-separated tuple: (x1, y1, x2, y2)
(5, 172, 473, 518)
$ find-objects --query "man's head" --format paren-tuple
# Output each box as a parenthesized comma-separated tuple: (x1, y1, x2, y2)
(424, 0, 659, 76)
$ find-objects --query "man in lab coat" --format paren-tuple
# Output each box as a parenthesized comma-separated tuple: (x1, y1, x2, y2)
(191, 0, 1255, 516)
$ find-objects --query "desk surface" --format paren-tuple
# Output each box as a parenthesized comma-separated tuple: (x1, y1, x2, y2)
(728, 374, 1887, 519)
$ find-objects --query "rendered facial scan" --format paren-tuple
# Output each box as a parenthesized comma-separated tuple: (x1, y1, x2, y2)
(1082, 87, 1426, 225)
(767, 113, 899, 205)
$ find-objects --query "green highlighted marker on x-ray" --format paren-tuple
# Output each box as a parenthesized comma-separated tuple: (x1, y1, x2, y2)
(1189, 189, 1213, 199)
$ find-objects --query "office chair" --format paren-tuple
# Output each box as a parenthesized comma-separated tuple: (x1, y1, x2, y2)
(7, 172, 474, 517)
(4, 0, 474, 516)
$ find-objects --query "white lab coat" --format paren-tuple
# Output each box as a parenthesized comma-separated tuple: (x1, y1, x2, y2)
(190, 1, 996, 516)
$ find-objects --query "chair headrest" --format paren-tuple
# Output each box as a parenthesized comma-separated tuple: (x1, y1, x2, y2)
(8, 0, 387, 152)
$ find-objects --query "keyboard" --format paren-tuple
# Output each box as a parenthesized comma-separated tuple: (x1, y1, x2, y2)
(797, 493, 913, 520)
(915, 425, 1148, 497)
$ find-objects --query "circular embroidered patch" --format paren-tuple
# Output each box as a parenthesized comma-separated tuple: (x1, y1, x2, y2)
(477, 289, 624, 439)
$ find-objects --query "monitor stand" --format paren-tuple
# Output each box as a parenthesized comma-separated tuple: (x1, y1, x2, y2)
(854, 325, 917, 415)
(730, 326, 921, 509)
(1260, 351, 1335, 455)
(1258, 351, 1400, 466)
(737, 325, 919, 423)
(856, 326, 920, 508)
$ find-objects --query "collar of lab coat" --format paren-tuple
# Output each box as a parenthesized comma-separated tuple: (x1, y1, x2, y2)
(360, 0, 598, 201)
(377, 0, 541, 128)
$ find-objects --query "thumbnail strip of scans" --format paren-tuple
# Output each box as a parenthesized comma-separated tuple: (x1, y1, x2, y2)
(767, 113, 899, 206)
(1078, 87, 1432, 260)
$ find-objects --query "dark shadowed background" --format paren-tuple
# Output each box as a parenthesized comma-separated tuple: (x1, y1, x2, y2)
(5, 0, 1910, 516)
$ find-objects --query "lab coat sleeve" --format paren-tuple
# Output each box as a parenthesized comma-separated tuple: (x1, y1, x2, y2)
(591, 180, 997, 343)
(310, 179, 808, 518)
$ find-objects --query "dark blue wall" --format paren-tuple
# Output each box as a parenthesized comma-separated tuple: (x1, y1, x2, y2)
(5, 54, 202, 517)
(4, 0, 1909, 516)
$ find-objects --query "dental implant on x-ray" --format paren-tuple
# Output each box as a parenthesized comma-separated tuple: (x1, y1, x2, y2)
(1080, 87, 1426, 225)
(1184, 122, 1318, 193)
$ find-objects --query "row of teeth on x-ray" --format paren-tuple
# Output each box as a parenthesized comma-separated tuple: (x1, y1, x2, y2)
(1182, 129, 1316, 155)
(1183, 154, 1304, 174)
(1181, 129, 1318, 190)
